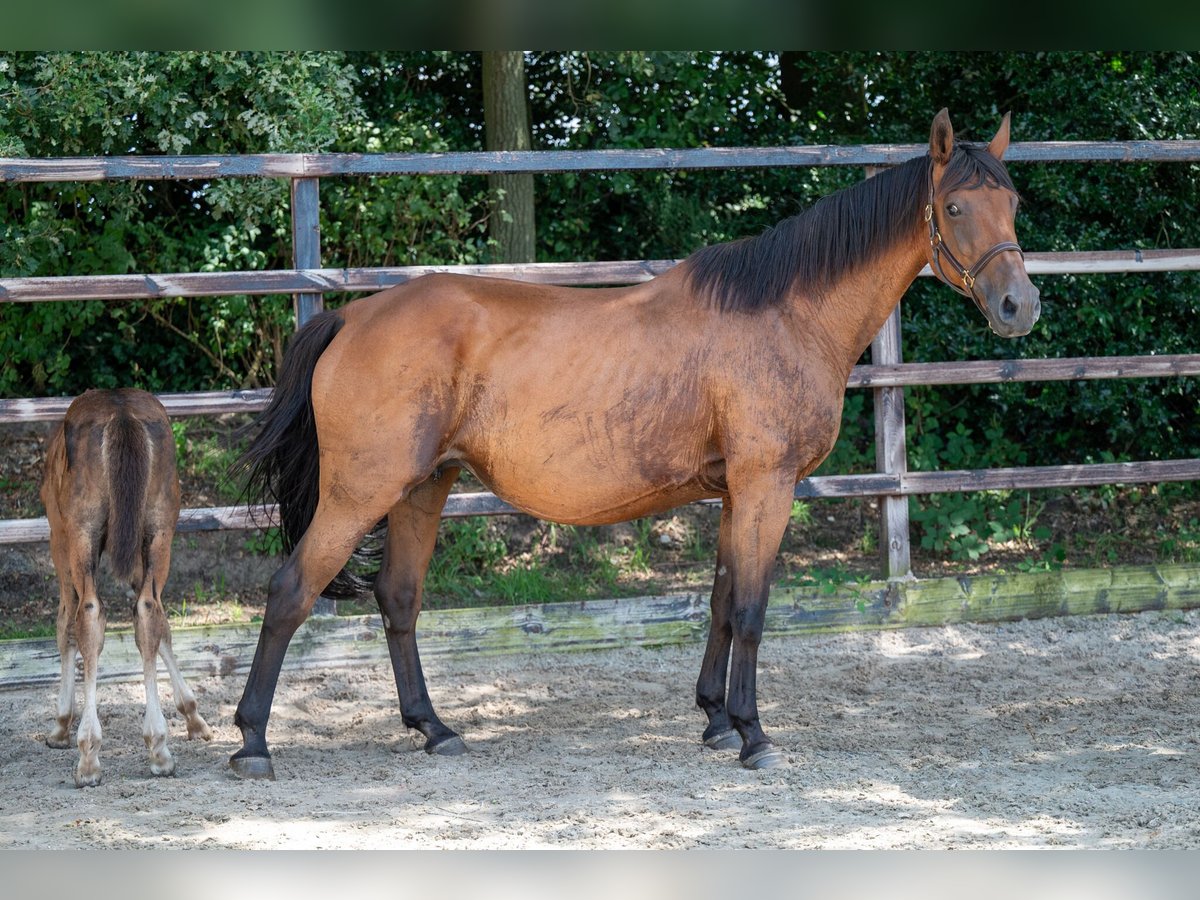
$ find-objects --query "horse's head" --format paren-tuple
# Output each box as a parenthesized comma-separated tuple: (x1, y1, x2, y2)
(926, 109, 1041, 338)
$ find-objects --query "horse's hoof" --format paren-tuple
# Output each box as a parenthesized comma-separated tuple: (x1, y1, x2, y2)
(46, 736, 71, 750)
(426, 735, 468, 757)
(229, 754, 276, 781)
(740, 746, 785, 770)
(74, 771, 102, 789)
(703, 729, 742, 751)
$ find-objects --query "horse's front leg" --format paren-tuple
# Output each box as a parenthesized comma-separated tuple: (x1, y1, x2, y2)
(723, 471, 795, 769)
(695, 503, 741, 750)
(374, 470, 466, 756)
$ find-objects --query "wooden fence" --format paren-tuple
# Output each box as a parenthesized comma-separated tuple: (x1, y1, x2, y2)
(3, 140, 1200, 581)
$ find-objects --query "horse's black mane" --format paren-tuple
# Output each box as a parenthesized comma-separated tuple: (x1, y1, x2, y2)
(684, 141, 1016, 313)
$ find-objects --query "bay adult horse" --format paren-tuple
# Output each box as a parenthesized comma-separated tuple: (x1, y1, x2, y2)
(231, 109, 1040, 780)
(42, 389, 212, 787)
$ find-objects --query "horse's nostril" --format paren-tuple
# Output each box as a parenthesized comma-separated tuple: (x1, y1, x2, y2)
(1001, 295, 1018, 321)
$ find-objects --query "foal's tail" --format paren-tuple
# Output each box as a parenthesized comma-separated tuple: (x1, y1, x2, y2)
(236, 309, 372, 597)
(106, 414, 150, 583)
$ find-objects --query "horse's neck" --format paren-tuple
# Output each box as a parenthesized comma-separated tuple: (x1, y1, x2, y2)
(803, 229, 927, 373)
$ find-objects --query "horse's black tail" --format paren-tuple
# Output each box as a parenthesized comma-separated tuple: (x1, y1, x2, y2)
(235, 309, 375, 598)
(106, 414, 150, 584)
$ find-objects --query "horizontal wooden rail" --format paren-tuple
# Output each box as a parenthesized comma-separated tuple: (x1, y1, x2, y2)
(848, 353, 1200, 387)
(3, 250, 1199, 304)
(4, 355, 1197, 424)
(2, 458, 1197, 545)
(0, 389, 272, 423)
(4, 140, 1200, 183)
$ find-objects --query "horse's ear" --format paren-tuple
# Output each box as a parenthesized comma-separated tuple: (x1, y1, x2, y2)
(987, 111, 1012, 160)
(929, 108, 954, 166)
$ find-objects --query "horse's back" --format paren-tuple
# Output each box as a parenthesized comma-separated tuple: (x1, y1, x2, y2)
(312, 271, 735, 523)
(42, 389, 179, 563)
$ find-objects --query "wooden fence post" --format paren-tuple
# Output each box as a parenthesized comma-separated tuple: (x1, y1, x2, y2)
(865, 165, 912, 580)
(290, 175, 335, 614)
(291, 177, 323, 327)
(872, 307, 913, 580)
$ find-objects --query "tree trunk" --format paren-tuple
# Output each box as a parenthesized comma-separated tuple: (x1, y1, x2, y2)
(482, 51, 536, 263)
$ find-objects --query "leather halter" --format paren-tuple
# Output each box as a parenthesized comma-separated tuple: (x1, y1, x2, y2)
(925, 183, 1023, 314)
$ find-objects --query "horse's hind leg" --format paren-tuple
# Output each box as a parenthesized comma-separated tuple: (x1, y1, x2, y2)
(46, 530, 78, 750)
(695, 503, 741, 751)
(68, 534, 106, 788)
(134, 529, 211, 777)
(374, 468, 465, 756)
(231, 496, 394, 780)
(144, 526, 211, 741)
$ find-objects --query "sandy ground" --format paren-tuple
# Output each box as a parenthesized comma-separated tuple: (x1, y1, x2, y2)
(1, 608, 1199, 850)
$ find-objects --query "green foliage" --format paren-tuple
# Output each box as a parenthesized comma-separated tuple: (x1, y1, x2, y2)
(426, 516, 510, 595)
(0, 51, 490, 397)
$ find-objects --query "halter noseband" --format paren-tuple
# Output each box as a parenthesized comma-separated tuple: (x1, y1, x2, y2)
(925, 183, 1023, 313)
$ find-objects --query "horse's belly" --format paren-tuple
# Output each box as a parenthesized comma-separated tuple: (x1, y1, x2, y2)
(452, 444, 719, 526)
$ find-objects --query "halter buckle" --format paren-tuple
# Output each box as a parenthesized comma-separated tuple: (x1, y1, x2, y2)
(923, 204, 933, 223)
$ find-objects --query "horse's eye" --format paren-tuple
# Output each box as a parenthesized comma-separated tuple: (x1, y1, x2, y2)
(946, 203, 961, 217)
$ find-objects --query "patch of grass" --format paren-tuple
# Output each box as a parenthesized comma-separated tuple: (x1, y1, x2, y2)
(171, 419, 245, 503)
(244, 526, 283, 557)
(790, 499, 813, 526)
(0, 621, 57, 641)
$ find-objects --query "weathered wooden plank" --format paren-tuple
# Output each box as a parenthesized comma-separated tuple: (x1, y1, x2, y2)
(3, 563, 1198, 689)
(0, 262, 681, 303)
(848, 354, 1200, 387)
(896, 564, 1200, 627)
(0, 389, 271, 424)
(4, 251, 1200, 304)
(900, 459, 1200, 493)
(4, 141, 1200, 183)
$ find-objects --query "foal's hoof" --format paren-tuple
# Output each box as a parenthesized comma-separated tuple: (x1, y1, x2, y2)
(703, 728, 742, 751)
(229, 753, 276, 781)
(425, 735, 468, 757)
(740, 746, 785, 770)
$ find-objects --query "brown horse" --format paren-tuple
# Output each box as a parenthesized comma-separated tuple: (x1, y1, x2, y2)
(41, 389, 211, 787)
(231, 109, 1040, 780)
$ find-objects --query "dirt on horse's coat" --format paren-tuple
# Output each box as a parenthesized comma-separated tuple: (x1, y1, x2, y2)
(231, 109, 1040, 781)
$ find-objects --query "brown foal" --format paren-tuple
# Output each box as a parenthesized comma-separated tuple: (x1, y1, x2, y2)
(42, 389, 211, 787)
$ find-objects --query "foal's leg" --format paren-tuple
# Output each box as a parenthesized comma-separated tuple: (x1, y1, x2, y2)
(134, 530, 211, 777)
(724, 473, 794, 770)
(69, 536, 106, 787)
(374, 468, 464, 755)
(695, 503, 741, 750)
(146, 529, 210, 741)
(231, 497, 394, 780)
(134, 571, 175, 776)
(46, 533, 78, 750)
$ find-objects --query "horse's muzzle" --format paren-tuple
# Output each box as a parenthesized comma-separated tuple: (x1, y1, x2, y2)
(988, 282, 1041, 337)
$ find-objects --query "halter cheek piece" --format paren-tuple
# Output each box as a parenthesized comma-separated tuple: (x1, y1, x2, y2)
(925, 184, 1023, 315)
